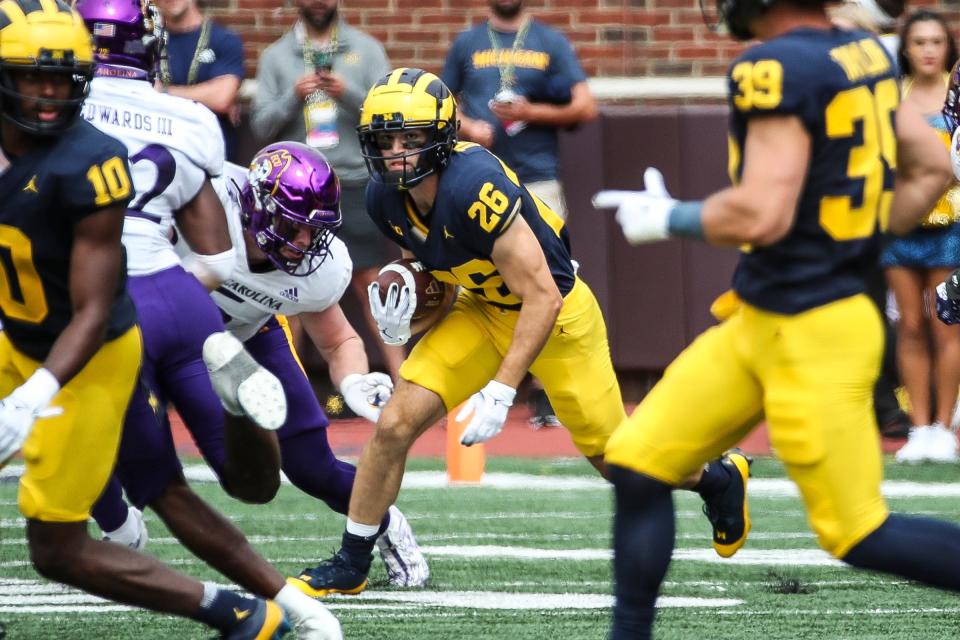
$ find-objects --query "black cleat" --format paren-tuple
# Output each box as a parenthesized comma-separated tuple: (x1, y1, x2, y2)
(702, 449, 752, 558)
(287, 549, 369, 598)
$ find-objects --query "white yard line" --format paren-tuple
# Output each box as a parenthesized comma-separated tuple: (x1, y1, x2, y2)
(0, 579, 737, 613)
(0, 545, 843, 569)
(4, 466, 960, 497)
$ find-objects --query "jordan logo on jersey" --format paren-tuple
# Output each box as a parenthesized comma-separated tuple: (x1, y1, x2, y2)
(23, 175, 38, 193)
(279, 287, 299, 303)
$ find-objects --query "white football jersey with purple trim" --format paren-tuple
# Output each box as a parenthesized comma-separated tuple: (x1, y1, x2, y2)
(83, 76, 224, 276)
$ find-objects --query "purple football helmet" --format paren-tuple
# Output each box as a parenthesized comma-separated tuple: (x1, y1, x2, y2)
(240, 142, 342, 276)
(76, 0, 165, 81)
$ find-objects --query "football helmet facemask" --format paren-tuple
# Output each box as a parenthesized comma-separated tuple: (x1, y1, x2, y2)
(357, 67, 458, 190)
(0, 0, 95, 136)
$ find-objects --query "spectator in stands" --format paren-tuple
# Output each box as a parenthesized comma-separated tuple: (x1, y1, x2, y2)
(830, 0, 903, 66)
(155, 0, 244, 161)
(884, 10, 960, 463)
(249, 0, 403, 383)
(442, 0, 597, 428)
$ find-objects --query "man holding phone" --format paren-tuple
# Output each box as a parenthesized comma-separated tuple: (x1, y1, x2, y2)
(251, 0, 405, 384)
(442, 0, 598, 428)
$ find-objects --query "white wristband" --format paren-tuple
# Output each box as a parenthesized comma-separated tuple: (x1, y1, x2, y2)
(13, 368, 60, 412)
(182, 247, 237, 288)
(339, 373, 363, 395)
(486, 380, 517, 406)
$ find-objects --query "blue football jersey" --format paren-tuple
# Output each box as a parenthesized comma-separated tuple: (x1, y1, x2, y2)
(0, 120, 136, 360)
(728, 27, 898, 314)
(366, 142, 576, 310)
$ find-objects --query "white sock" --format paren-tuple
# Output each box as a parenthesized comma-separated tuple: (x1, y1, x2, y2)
(346, 518, 380, 539)
(102, 507, 140, 546)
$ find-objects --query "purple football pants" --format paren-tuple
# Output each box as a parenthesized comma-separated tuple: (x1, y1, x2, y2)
(92, 268, 356, 531)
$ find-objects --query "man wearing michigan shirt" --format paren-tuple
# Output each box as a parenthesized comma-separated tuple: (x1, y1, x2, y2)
(594, 0, 960, 634)
(289, 68, 749, 605)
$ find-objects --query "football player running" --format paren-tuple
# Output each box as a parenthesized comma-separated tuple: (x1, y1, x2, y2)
(291, 68, 752, 606)
(594, 0, 960, 635)
(0, 1, 298, 637)
(98, 140, 429, 589)
(76, 0, 341, 637)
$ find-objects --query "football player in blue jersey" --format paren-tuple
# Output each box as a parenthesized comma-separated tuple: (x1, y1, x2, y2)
(594, 0, 960, 635)
(0, 1, 292, 638)
(288, 68, 751, 603)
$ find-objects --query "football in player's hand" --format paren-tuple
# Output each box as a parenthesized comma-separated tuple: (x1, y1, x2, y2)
(376, 258, 444, 321)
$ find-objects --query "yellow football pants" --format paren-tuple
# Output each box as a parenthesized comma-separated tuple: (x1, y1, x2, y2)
(401, 277, 626, 456)
(606, 294, 889, 557)
(0, 326, 142, 522)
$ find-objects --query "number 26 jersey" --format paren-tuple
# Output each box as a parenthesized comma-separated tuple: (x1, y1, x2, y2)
(365, 142, 576, 310)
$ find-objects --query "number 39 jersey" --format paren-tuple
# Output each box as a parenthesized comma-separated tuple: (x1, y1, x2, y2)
(82, 76, 225, 277)
(728, 28, 898, 314)
(366, 142, 576, 310)
(0, 120, 136, 360)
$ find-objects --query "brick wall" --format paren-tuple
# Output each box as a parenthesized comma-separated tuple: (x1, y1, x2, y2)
(204, 0, 956, 86)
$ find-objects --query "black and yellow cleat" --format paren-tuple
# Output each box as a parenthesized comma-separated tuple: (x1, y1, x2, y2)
(222, 598, 290, 640)
(288, 550, 369, 598)
(703, 449, 752, 558)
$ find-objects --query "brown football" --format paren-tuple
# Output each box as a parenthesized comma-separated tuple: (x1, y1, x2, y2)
(375, 258, 444, 321)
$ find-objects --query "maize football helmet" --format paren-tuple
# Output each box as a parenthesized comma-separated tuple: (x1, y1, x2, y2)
(357, 67, 457, 189)
(240, 141, 342, 276)
(0, 0, 95, 135)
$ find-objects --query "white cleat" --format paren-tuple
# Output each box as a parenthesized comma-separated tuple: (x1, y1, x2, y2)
(101, 506, 148, 551)
(895, 425, 932, 464)
(376, 505, 429, 587)
(926, 423, 959, 463)
(202, 331, 287, 431)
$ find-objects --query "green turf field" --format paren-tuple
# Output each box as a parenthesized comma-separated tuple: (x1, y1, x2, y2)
(3, 456, 960, 639)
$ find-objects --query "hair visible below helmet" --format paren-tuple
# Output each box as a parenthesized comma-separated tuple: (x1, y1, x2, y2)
(716, 0, 825, 40)
(76, 0, 164, 81)
(0, 0, 95, 135)
(357, 67, 458, 189)
(240, 141, 342, 276)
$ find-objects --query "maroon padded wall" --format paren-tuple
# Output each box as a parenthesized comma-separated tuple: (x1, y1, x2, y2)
(561, 105, 739, 371)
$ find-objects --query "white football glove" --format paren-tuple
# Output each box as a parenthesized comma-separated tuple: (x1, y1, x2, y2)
(457, 380, 516, 446)
(368, 281, 415, 346)
(340, 372, 393, 423)
(592, 167, 678, 244)
(0, 369, 62, 465)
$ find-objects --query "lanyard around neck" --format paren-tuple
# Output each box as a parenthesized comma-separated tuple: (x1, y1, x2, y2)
(486, 16, 530, 91)
(158, 17, 211, 87)
(301, 23, 339, 69)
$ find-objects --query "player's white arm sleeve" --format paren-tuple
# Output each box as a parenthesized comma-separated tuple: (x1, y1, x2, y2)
(182, 248, 237, 290)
